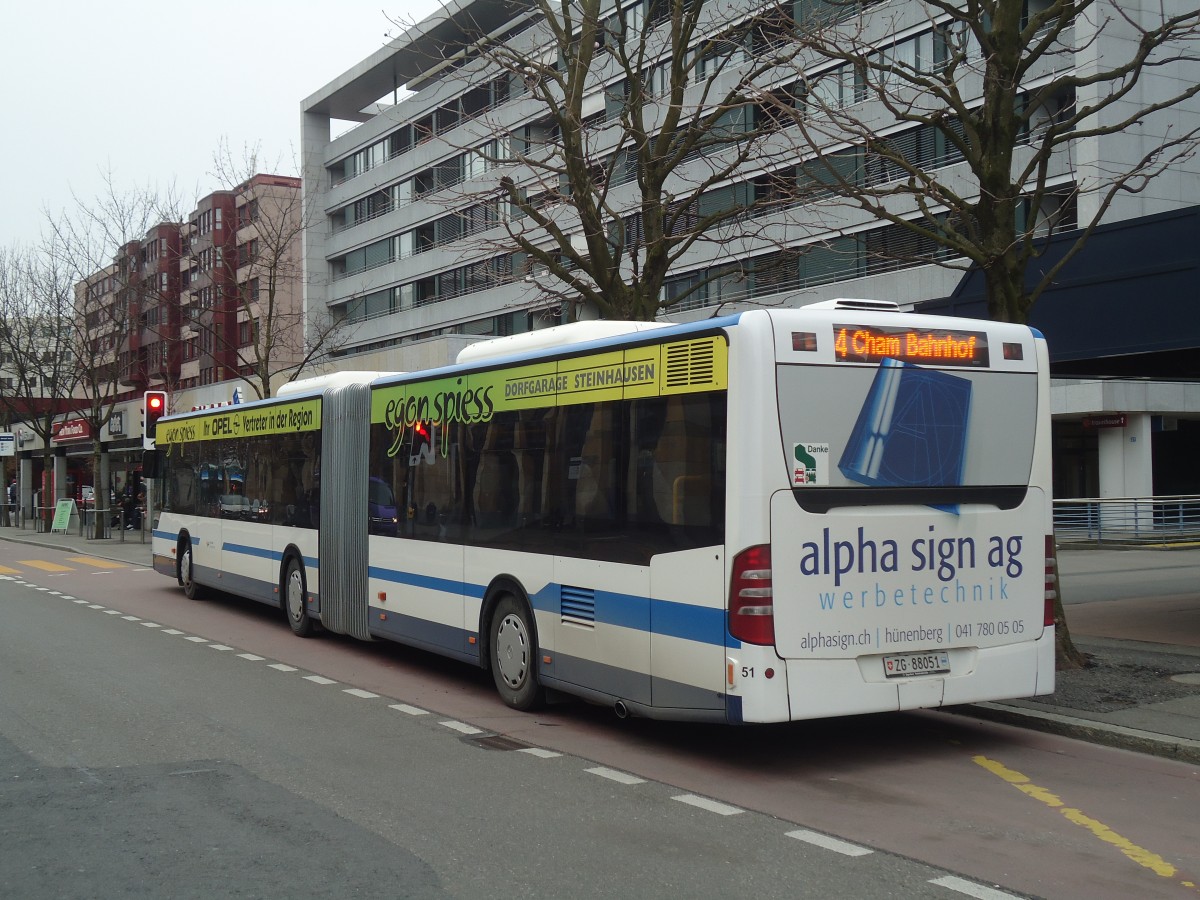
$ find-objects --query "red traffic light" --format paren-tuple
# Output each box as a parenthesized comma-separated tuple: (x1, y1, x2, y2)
(148, 395, 164, 411)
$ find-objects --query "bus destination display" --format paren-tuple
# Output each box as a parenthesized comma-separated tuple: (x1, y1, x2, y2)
(833, 323, 990, 368)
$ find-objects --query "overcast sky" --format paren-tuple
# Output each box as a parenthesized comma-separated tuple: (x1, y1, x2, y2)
(0, 1, 443, 248)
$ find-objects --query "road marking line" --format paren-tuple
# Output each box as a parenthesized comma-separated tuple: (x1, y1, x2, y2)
(48, 591, 62, 596)
(162, 629, 184, 635)
(673, 795, 743, 816)
(929, 876, 1021, 899)
(19, 560, 72, 572)
(237, 653, 265, 661)
(140, 622, 161, 628)
(67, 556, 127, 569)
(209, 644, 234, 651)
(586, 766, 645, 785)
(121, 616, 140, 621)
(304, 676, 337, 685)
(0, 565, 20, 575)
(103, 610, 122, 615)
(35, 587, 49, 592)
(73, 599, 89, 605)
(518, 748, 562, 759)
(786, 829, 873, 857)
(973, 755, 1195, 888)
(184, 636, 208, 643)
(87, 604, 105, 609)
(440, 720, 483, 735)
(344, 688, 379, 698)
(61, 595, 75, 600)
(389, 703, 428, 716)
(268, 663, 298, 672)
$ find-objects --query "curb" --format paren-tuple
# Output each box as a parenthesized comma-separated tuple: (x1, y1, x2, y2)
(954, 702, 1200, 765)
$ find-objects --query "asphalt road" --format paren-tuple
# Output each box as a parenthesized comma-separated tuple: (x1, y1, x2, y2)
(2, 544, 1198, 899)
(1058, 546, 1200, 605)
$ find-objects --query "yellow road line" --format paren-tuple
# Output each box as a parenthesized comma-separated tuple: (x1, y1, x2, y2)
(67, 556, 127, 569)
(17, 560, 73, 573)
(973, 755, 1197, 890)
(0, 565, 21, 575)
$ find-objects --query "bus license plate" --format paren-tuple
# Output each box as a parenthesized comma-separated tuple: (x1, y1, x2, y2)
(883, 650, 950, 679)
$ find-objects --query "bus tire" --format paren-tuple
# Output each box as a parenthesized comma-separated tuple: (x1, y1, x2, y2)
(489, 594, 543, 711)
(283, 555, 316, 638)
(179, 539, 206, 601)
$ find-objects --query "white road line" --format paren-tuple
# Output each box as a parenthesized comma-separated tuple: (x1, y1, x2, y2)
(103, 610, 122, 615)
(87, 604, 104, 609)
(209, 644, 234, 651)
(162, 629, 184, 635)
(121, 616, 141, 621)
(35, 587, 49, 592)
(586, 766, 646, 785)
(73, 599, 89, 605)
(140, 622, 162, 628)
(184, 636, 209, 643)
(673, 795, 743, 816)
(61, 596, 74, 600)
(237, 653, 265, 661)
(389, 703, 428, 716)
(929, 876, 1021, 899)
(343, 688, 379, 699)
(518, 748, 562, 759)
(48, 591, 62, 596)
(268, 663, 298, 672)
(786, 829, 873, 857)
(440, 720, 483, 735)
(304, 676, 338, 685)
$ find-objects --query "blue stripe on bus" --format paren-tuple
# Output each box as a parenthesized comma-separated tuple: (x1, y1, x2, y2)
(222, 543, 318, 569)
(368, 566, 487, 599)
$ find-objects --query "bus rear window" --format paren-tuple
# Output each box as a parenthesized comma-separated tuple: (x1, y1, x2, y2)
(777, 362, 1037, 489)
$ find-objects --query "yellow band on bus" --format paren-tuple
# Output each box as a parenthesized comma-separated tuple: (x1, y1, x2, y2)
(156, 397, 322, 445)
(371, 336, 728, 426)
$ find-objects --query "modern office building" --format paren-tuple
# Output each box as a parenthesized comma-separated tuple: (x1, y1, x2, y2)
(301, 0, 1196, 502)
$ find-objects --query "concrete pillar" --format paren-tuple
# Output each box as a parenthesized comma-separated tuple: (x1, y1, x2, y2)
(54, 451, 68, 501)
(19, 456, 32, 524)
(1096, 413, 1154, 535)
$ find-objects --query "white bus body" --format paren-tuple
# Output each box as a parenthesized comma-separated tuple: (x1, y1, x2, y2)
(153, 304, 1053, 723)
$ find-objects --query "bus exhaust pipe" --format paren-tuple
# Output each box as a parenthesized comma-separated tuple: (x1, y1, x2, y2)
(614, 700, 629, 719)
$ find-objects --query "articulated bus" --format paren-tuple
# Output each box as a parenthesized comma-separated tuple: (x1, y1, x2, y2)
(151, 301, 1055, 723)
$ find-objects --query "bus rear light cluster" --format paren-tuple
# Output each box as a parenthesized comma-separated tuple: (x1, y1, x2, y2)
(729, 544, 775, 645)
(1044, 534, 1057, 627)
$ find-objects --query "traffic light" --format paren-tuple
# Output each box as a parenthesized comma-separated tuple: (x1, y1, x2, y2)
(143, 391, 167, 450)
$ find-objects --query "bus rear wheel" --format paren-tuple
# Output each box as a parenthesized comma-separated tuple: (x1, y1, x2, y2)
(490, 595, 543, 710)
(180, 541, 206, 601)
(283, 556, 316, 638)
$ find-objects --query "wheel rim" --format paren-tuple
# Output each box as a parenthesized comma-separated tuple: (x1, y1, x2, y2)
(286, 565, 305, 623)
(181, 549, 193, 588)
(495, 612, 530, 689)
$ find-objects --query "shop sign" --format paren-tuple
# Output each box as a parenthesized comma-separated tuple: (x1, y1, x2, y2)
(52, 419, 92, 443)
(108, 411, 126, 436)
(0, 433, 14, 457)
(1082, 414, 1127, 429)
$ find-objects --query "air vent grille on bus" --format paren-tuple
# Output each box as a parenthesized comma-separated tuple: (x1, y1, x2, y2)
(664, 338, 718, 388)
(561, 585, 596, 627)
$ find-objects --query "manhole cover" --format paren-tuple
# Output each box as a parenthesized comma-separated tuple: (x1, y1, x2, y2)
(465, 734, 533, 751)
(1169, 673, 1200, 685)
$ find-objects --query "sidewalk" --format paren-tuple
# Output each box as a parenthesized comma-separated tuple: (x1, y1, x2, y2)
(2, 525, 1199, 763)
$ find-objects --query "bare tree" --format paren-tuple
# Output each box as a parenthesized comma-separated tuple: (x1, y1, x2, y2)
(49, 173, 173, 537)
(766, 0, 1200, 323)
(0, 242, 87, 528)
(394, 0, 818, 321)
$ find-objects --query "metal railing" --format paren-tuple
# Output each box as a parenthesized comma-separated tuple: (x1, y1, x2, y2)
(1054, 495, 1200, 546)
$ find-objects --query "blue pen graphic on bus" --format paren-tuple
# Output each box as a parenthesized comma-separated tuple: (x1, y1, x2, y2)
(838, 358, 972, 495)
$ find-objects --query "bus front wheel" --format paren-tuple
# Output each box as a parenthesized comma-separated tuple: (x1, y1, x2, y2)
(490, 595, 543, 711)
(180, 541, 206, 601)
(283, 556, 316, 638)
